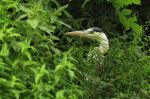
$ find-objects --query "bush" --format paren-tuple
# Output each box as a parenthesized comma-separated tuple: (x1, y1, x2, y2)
(0, 0, 83, 98)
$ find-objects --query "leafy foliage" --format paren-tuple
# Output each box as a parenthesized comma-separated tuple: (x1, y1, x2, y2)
(112, 0, 143, 44)
(0, 0, 82, 98)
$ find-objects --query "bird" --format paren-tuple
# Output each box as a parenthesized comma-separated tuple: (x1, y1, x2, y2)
(65, 27, 109, 98)
(65, 27, 109, 96)
(65, 27, 109, 55)
(65, 27, 109, 74)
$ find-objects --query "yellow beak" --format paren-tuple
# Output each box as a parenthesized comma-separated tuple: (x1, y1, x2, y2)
(65, 31, 86, 36)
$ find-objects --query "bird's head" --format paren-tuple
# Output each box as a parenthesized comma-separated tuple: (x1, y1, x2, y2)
(65, 27, 106, 41)
(65, 27, 109, 54)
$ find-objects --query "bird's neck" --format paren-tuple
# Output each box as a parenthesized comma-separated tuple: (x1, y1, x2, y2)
(96, 33, 109, 54)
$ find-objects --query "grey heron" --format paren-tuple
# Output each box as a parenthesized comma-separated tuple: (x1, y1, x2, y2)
(65, 27, 109, 97)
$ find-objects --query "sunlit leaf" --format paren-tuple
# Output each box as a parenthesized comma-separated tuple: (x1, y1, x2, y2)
(56, 90, 65, 99)
(10, 75, 17, 88)
(54, 5, 68, 16)
(119, 11, 130, 29)
(0, 78, 8, 84)
(131, 23, 143, 34)
(50, 15, 57, 23)
(15, 82, 26, 89)
(67, 69, 75, 80)
(132, 0, 141, 4)
(54, 75, 61, 83)
(121, 9, 132, 16)
(57, 20, 72, 29)
(10, 89, 20, 99)
(17, 39, 32, 53)
(27, 18, 40, 29)
(54, 64, 64, 72)
(39, 24, 55, 34)
(16, 14, 28, 21)
(0, 31, 5, 41)
(24, 51, 32, 60)
(50, 46, 60, 54)
(35, 64, 49, 84)
(5, 27, 15, 33)
(50, 35, 60, 40)
(0, 43, 9, 57)
(22, 60, 37, 67)
(19, 5, 31, 14)
(0, 61, 10, 70)
(7, 33, 21, 38)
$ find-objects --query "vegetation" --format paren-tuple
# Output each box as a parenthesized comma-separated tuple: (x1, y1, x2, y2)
(0, 0, 149, 99)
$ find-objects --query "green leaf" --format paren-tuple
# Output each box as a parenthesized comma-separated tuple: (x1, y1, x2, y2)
(17, 39, 32, 53)
(50, 46, 60, 55)
(24, 51, 32, 60)
(35, 64, 49, 84)
(81, 0, 90, 8)
(54, 75, 61, 83)
(0, 43, 9, 57)
(7, 33, 21, 38)
(12, 59, 20, 68)
(112, 0, 126, 10)
(0, 61, 10, 70)
(121, 9, 132, 16)
(50, 35, 60, 40)
(128, 16, 137, 23)
(119, 14, 130, 29)
(39, 24, 55, 34)
(10, 89, 20, 99)
(27, 18, 40, 29)
(54, 64, 64, 72)
(125, 0, 134, 5)
(0, 30, 5, 41)
(112, 0, 141, 10)
(22, 60, 37, 67)
(19, 5, 31, 14)
(0, 78, 8, 84)
(10, 76, 17, 88)
(131, 23, 143, 34)
(50, 15, 57, 23)
(132, 0, 141, 4)
(50, 0, 60, 8)
(56, 90, 66, 99)
(67, 69, 75, 80)
(69, 94, 79, 99)
(57, 20, 72, 29)
(5, 27, 15, 34)
(16, 14, 28, 21)
(54, 5, 68, 16)
(15, 82, 26, 89)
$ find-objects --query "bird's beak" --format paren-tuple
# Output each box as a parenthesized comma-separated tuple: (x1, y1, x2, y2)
(65, 31, 87, 37)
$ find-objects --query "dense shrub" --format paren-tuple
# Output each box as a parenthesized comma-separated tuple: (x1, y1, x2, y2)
(0, 0, 83, 98)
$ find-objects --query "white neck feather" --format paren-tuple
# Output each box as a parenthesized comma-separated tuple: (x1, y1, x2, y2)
(97, 33, 109, 54)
